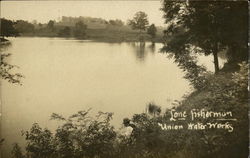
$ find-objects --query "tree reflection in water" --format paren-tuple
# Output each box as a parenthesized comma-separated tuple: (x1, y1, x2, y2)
(130, 42, 156, 62)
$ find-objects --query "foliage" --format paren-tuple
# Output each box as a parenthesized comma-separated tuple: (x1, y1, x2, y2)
(128, 11, 149, 32)
(21, 123, 56, 158)
(161, 1, 248, 73)
(119, 105, 184, 158)
(11, 143, 25, 158)
(0, 18, 19, 38)
(0, 27, 23, 84)
(47, 20, 55, 30)
(171, 62, 249, 158)
(162, 44, 209, 90)
(147, 24, 157, 39)
(19, 110, 116, 158)
(118, 62, 248, 158)
(231, 61, 248, 99)
(1, 17, 163, 42)
(14, 20, 35, 34)
(59, 16, 107, 27)
(58, 26, 71, 37)
(73, 21, 87, 39)
(0, 52, 23, 84)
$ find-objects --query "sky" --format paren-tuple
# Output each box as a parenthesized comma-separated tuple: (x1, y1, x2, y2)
(1, 1, 166, 26)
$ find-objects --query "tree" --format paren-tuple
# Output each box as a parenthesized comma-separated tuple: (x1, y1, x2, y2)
(0, 18, 19, 38)
(0, 52, 23, 84)
(128, 11, 149, 41)
(73, 21, 87, 39)
(11, 143, 25, 158)
(22, 123, 56, 158)
(51, 110, 116, 158)
(161, 1, 248, 73)
(47, 20, 55, 30)
(14, 20, 35, 34)
(128, 11, 149, 32)
(147, 24, 157, 42)
(58, 26, 71, 37)
(0, 22, 23, 84)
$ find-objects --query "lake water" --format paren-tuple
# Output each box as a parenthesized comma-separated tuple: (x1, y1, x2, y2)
(0, 37, 222, 157)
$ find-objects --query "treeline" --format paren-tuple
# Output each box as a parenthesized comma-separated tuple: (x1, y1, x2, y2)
(0, 16, 164, 42)
(0, 18, 88, 39)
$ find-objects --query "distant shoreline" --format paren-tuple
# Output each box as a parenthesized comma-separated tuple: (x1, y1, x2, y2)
(2, 35, 163, 43)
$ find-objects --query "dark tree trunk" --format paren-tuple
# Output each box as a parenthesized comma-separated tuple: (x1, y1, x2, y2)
(213, 43, 220, 74)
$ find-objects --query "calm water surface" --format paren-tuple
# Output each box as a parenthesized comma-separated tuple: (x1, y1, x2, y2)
(1, 37, 220, 157)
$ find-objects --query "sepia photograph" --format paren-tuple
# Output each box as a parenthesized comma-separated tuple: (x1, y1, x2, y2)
(0, 1, 249, 158)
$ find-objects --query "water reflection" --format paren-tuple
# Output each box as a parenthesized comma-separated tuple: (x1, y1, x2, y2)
(129, 42, 157, 62)
(148, 43, 156, 53)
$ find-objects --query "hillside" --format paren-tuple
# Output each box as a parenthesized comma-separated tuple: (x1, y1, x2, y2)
(13, 16, 164, 42)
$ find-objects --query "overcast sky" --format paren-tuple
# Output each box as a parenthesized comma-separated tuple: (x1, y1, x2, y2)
(1, 1, 166, 26)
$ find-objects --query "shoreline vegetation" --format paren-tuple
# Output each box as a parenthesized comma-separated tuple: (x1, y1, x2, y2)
(0, 16, 164, 43)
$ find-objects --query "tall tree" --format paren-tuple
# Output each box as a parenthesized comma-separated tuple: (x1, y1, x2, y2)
(47, 20, 55, 30)
(128, 11, 149, 41)
(161, 1, 248, 73)
(147, 24, 157, 42)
